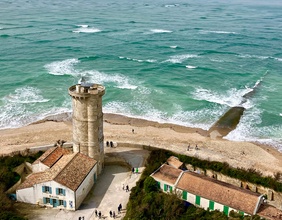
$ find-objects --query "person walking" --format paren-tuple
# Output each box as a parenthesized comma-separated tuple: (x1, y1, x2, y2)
(126, 185, 129, 192)
(113, 211, 116, 219)
(109, 210, 112, 218)
(118, 203, 122, 213)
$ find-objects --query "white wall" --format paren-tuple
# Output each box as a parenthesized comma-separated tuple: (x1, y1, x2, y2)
(187, 193, 196, 205)
(201, 197, 209, 209)
(75, 165, 97, 209)
(214, 202, 224, 212)
(16, 187, 35, 204)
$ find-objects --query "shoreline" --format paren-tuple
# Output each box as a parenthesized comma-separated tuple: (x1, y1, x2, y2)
(0, 113, 282, 177)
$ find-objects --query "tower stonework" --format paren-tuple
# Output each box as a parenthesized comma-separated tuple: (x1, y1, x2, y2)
(68, 83, 105, 174)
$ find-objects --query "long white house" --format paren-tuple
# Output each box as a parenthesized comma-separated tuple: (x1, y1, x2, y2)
(151, 157, 264, 217)
(16, 146, 97, 210)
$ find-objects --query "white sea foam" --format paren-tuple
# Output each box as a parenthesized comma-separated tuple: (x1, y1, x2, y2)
(119, 56, 157, 63)
(164, 4, 179, 7)
(150, 29, 172, 33)
(200, 30, 237, 34)
(224, 107, 282, 150)
(237, 54, 269, 60)
(273, 57, 282, 62)
(104, 99, 223, 131)
(209, 58, 224, 62)
(170, 45, 178, 49)
(76, 24, 89, 28)
(73, 25, 101, 33)
(164, 54, 198, 63)
(84, 70, 138, 90)
(4, 87, 49, 104)
(192, 87, 249, 107)
(280, 113, 282, 116)
(186, 65, 197, 69)
(45, 58, 80, 76)
(0, 87, 69, 129)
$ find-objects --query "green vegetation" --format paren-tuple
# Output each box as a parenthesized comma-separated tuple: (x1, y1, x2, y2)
(124, 149, 268, 220)
(0, 151, 43, 220)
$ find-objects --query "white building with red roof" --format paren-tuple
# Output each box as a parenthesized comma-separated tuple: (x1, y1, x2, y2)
(16, 146, 97, 210)
(151, 160, 265, 217)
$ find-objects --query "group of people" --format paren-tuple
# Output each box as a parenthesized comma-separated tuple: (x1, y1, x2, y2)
(187, 143, 199, 151)
(95, 210, 102, 219)
(109, 210, 116, 218)
(132, 167, 139, 173)
(96, 203, 122, 219)
(122, 184, 130, 192)
(106, 141, 114, 148)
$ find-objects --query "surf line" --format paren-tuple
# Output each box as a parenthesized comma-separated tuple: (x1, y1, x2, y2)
(207, 71, 269, 139)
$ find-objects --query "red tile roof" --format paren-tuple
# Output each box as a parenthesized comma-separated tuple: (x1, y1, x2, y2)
(32, 147, 71, 168)
(54, 153, 97, 191)
(151, 164, 182, 185)
(18, 147, 97, 191)
(177, 171, 261, 215)
(167, 156, 183, 169)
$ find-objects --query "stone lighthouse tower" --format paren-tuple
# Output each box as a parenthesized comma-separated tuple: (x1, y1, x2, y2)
(68, 82, 105, 174)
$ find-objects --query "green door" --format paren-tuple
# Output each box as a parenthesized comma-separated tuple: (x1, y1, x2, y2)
(223, 205, 229, 216)
(182, 191, 187, 200)
(195, 195, 201, 205)
(209, 200, 214, 210)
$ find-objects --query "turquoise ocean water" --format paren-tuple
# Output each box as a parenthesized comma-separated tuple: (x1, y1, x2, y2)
(0, 0, 281, 149)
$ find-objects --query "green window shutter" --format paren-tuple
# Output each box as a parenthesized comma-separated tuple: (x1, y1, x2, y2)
(63, 200, 66, 207)
(164, 184, 167, 191)
(182, 191, 187, 200)
(42, 186, 45, 192)
(43, 197, 47, 204)
(209, 200, 214, 210)
(50, 199, 53, 205)
(63, 189, 66, 196)
(223, 206, 229, 216)
(195, 195, 201, 205)
(56, 188, 59, 195)
(49, 187, 52, 194)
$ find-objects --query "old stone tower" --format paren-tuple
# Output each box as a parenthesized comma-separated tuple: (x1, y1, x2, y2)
(68, 82, 105, 174)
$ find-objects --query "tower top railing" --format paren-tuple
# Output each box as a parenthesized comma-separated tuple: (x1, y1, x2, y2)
(68, 84, 105, 98)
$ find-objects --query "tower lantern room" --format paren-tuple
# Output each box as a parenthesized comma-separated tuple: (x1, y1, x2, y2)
(68, 82, 105, 174)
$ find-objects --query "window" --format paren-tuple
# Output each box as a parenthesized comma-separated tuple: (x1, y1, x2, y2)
(164, 184, 171, 192)
(58, 200, 66, 207)
(56, 188, 66, 196)
(59, 200, 64, 206)
(43, 197, 51, 204)
(42, 186, 52, 194)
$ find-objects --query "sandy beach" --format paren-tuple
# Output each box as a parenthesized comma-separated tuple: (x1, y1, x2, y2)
(0, 113, 281, 177)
